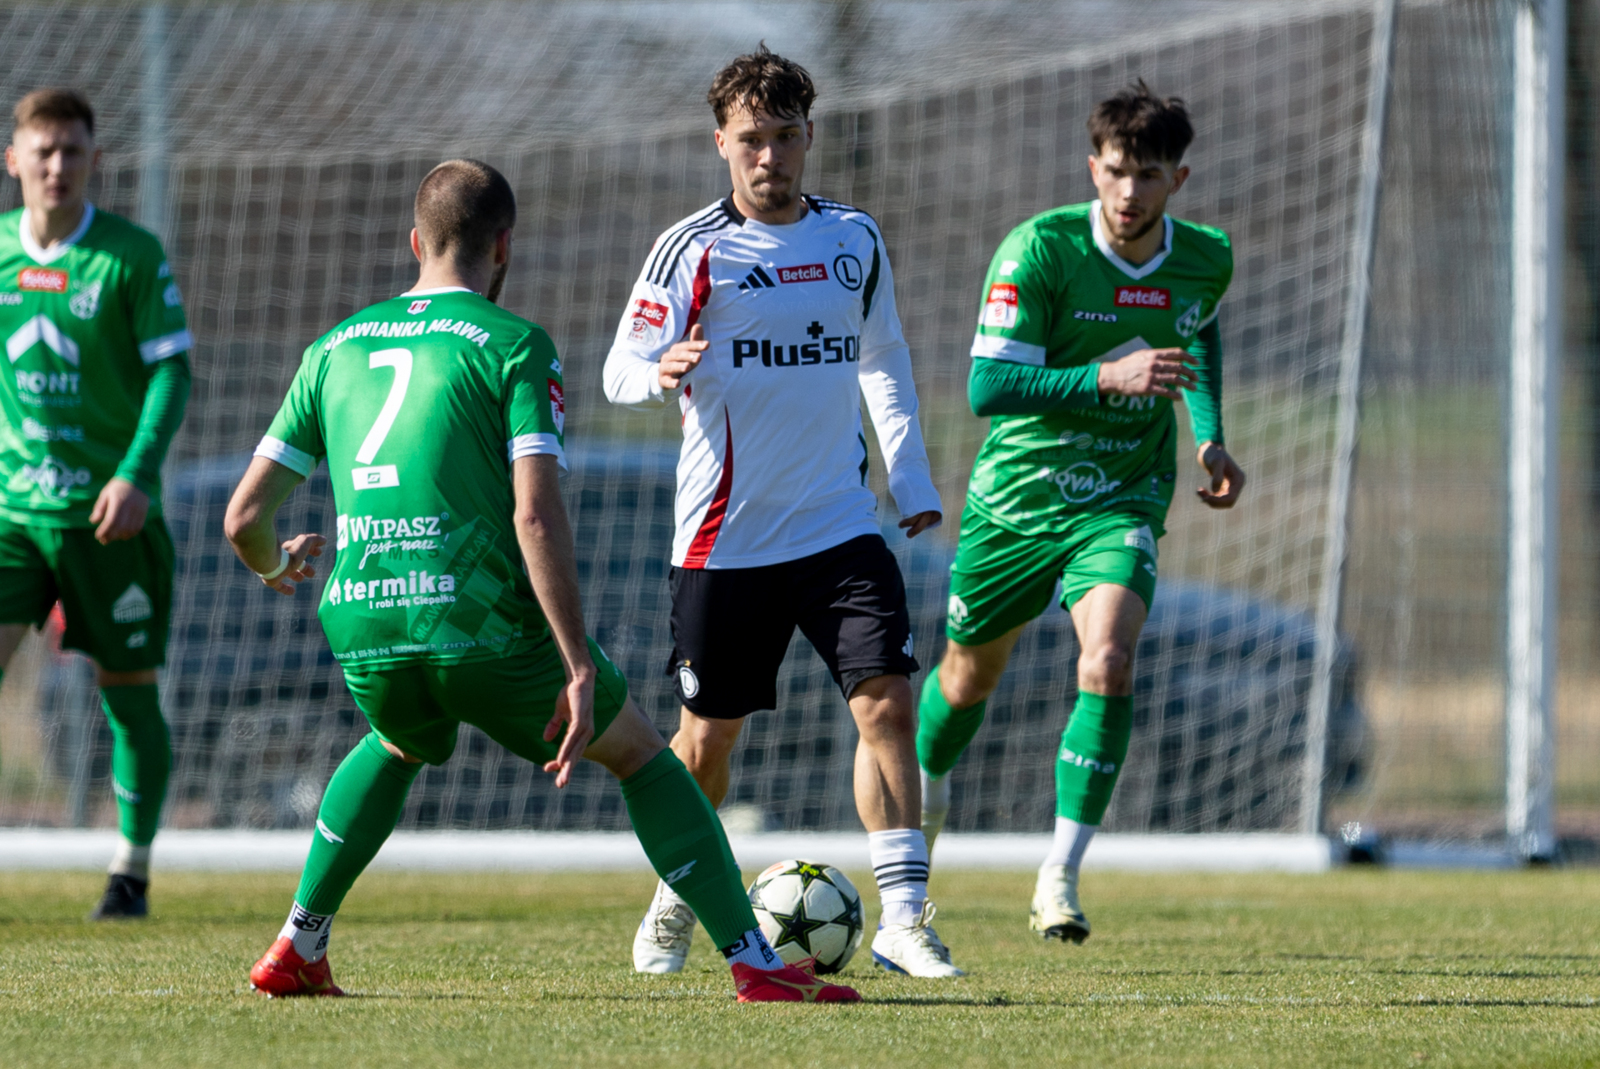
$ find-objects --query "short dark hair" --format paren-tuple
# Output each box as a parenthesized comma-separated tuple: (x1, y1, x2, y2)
(707, 43, 816, 126)
(1087, 80, 1193, 164)
(413, 159, 515, 263)
(13, 88, 95, 137)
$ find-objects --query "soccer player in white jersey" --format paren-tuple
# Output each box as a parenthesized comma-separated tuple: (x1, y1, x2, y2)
(605, 46, 958, 979)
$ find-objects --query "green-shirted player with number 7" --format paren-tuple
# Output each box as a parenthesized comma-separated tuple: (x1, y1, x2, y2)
(225, 159, 856, 1003)
(917, 82, 1247, 943)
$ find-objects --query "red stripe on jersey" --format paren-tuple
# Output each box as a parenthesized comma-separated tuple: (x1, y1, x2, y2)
(682, 409, 734, 569)
(683, 243, 716, 336)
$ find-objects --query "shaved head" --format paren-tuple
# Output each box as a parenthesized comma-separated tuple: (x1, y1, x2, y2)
(414, 159, 515, 264)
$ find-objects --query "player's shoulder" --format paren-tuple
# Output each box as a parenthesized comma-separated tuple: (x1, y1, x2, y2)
(1000, 202, 1097, 269)
(804, 195, 885, 239)
(1169, 216, 1233, 270)
(81, 207, 168, 264)
(642, 198, 744, 285)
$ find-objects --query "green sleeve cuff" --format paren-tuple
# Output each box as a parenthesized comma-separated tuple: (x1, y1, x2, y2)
(1184, 317, 1224, 447)
(968, 356, 1102, 417)
(116, 354, 192, 493)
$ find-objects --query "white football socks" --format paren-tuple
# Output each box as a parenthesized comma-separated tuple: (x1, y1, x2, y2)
(869, 828, 931, 928)
(108, 839, 151, 881)
(920, 767, 952, 843)
(1043, 817, 1098, 871)
(278, 903, 334, 963)
(721, 927, 781, 970)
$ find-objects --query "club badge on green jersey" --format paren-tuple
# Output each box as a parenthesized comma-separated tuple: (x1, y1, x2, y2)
(966, 200, 1232, 537)
(256, 288, 567, 668)
(0, 205, 192, 525)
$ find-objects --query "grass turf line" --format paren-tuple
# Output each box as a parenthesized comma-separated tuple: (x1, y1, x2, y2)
(2, 868, 1598, 1068)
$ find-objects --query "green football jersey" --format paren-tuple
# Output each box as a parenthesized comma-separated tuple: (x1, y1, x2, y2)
(258, 287, 568, 668)
(0, 205, 192, 526)
(967, 200, 1232, 536)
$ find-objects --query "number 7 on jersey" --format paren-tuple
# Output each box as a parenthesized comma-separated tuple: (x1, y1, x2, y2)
(352, 348, 411, 490)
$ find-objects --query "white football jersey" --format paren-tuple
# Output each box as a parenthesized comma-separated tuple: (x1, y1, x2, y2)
(604, 195, 941, 569)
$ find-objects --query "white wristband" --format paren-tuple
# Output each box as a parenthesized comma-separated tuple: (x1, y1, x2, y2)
(257, 548, 292, 582)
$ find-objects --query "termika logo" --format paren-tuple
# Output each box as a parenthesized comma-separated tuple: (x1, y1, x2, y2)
(1114, 286, 1170, 309)
(778, 263, 827, 284)
(18, 267, 67, 293)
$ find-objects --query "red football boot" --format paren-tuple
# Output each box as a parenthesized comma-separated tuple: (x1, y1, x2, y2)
(250, 937, 345, 997)
(732, 962, 861, 1003)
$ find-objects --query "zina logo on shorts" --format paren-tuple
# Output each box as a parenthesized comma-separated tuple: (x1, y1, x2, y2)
(1043, 462, 1123, 505)
(677, 663, 700, 698)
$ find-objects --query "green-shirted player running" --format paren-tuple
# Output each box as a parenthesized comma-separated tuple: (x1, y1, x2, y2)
(0, 89, 191, 919)
(224, 159, 856, 1003)
(917, 82, 1247, 943)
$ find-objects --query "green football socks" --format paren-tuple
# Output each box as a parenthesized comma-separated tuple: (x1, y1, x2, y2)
(101, 684, 171, 847)
(915, 666, 987, 778)
(620, 748, 757, 949)
(1055, 690, 1133, 824)
(295, 732, 422, 916)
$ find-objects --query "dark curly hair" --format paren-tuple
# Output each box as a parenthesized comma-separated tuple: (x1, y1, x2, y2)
(707, 43, 817, 127)
(1087, 79, 1194, 164)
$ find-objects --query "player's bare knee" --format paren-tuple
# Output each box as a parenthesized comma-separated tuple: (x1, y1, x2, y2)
(850, 690, 913, 742)
(378, 738, 424, 764)
(938, 654, 1000, 709)
(1079, 642, 1134, 694)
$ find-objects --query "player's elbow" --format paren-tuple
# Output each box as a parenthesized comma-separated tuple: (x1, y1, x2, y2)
(221, 496, 259, 549)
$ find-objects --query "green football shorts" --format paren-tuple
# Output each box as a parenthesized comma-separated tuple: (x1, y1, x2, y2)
(0, 514, 174, 672)
(341, 637, 629, 766)
(945, 504, 1164, 647)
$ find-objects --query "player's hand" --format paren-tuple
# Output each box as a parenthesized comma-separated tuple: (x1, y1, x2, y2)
(658, 323, 708, 390)
(1096, 347, 1198, 399)
(1196, 442, 1246, 509)
(89, 478, 150, 544)
(542, 667, 597, 788)
(898, 510, 942, 538)
(262, 533, 326, 595)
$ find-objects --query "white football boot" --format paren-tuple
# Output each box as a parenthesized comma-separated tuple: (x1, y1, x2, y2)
(1030, 863, 1090, 944)
(871, 901, 966, 978)
(920, 768, 952, 852)
(632, 880, 698, 974)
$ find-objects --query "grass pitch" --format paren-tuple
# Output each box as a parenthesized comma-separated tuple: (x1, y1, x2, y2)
(2, 867, 1598, 1068)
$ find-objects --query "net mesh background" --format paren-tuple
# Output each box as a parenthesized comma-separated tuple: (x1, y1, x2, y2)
(0, 0, 1569, 841)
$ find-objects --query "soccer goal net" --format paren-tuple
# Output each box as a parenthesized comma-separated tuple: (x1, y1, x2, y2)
(0, 0, 1557, 845)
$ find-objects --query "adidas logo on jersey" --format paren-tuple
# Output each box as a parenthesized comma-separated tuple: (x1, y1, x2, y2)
(737, 265, 777, 291)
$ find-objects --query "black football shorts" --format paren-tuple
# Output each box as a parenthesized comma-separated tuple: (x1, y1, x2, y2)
(666, 533, 919, 718)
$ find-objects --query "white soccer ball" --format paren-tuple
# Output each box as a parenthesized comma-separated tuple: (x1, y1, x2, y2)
(747, 858, 865, 975)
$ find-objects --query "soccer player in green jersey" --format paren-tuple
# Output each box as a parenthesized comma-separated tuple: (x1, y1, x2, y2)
(916, 83, 1247, 943)
(0, 89, 191, 919)
(225, 159, 856, 1003)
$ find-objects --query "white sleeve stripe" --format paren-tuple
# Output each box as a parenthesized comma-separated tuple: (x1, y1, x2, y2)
(254, 435, 317, 477)
(138, 329, 194, 364)
(1194, 306, 1221, 333)
(508, 433, 568, 470)
(971, 333, 1047, 366)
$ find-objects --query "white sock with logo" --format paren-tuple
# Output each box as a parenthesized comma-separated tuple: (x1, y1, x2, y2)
(278, 902, 334, 963)
(108, 838, 151, 881)
(721, 927, 782, 971)
(869, 828, 931, 928)
(1042, 817, 1097, 871)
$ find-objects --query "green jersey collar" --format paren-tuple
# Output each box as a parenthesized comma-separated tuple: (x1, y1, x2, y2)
(1088, 199, 1172, 281)
(19, 202, 95, 265)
